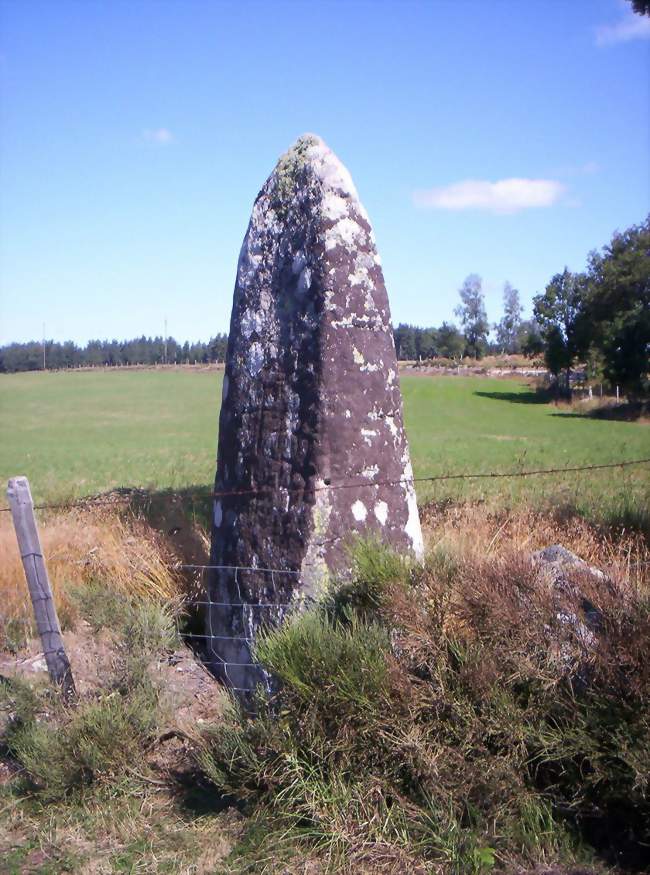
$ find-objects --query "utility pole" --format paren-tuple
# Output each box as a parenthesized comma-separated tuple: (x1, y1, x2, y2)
(164, 317, 168, 365)
(42, 322, 46, 370)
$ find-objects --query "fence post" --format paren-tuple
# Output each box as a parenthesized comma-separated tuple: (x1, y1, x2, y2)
(6, 477, 75, 698)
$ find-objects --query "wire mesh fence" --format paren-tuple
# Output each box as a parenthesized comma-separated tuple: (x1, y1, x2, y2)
(171, 564, 303, 693)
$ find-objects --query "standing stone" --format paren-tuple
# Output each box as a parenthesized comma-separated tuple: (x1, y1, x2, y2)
(208, 134, 423, 691)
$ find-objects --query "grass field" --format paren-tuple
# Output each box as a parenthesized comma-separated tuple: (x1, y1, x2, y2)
(0, 367, 648, 523)
(2, 368, 649, 874)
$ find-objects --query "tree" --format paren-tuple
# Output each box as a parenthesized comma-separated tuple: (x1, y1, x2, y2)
(519, 319, 544, 359)
(494, 282, 523, 354)
(454, 274, 489, 359)
(393, 324, 417, 361)
(209, 333, 228, 363)
(417, 328, 438, 360)
(436, 322, 465, 361)
(630, 1, 650, 16)
(533, 268, 588, 392)
(583, 216, 650, 397)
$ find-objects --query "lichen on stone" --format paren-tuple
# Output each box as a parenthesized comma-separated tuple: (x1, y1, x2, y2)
(270, 133, 322, 216)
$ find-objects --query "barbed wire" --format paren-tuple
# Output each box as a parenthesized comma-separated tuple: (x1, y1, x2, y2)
(1, 456, 648, 514)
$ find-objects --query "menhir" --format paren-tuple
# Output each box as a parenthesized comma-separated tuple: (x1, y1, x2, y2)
(208, 134, 423, 692)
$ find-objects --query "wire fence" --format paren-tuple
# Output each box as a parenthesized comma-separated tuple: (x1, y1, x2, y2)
(0, 456, 648, 515)
(4, 457, 649, 693)
(172, 564, 301, 693)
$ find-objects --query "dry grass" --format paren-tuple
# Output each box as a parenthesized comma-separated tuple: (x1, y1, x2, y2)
(421, 502, 649, 590)
(0, 506, 184, 649)
(199, 529, 650, 873)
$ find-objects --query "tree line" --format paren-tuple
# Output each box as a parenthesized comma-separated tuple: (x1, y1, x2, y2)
(0, 334, 228, 373)
(532, 216, 649, 398)
(2, 217, 647, 394)
(396, 216, 648, 398)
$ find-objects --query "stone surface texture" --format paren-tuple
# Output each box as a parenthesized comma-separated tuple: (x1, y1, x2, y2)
(208, 134, 423, 690)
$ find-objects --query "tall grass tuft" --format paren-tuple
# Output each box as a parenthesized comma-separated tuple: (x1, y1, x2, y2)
(0, 506, 182, 650)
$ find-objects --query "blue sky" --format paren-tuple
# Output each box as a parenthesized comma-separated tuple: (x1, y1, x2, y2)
(1, 0, 648, 345)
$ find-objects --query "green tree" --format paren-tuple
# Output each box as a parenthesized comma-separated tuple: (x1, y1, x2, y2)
(209, 333, 228, 363)
(436, 322, 465, 361)
(393, 324, 417, 360)
(519, 319, 544, 359)
(455, 274, 489, 359)
(495, 282, 523, 353)
(533, 268, 588, 393)
(584, 216, 650, 397)
(416, 328, 438, 360)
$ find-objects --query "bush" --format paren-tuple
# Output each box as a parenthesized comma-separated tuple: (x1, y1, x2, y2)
(198, 543, 650, 873)
(4, 677, 160, 802)
(0, 591, 177, 802)
(72, 580, 180, 654)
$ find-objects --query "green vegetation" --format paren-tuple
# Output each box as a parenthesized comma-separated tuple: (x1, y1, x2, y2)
(533, 216, 650, 396)
(401, 376, 650, 525)
(272, 133, 320, 212)
(198, 542, 650, 872)
(0, 333, 228, 372)
(0, 382, 648, 871)
(0, 368, 222, 501)
(2, 522, 648, 873)
(454, 273, 490, 358)
(2, 591, 177, 801)
(0, 588, 234, 873)
(1, 369, 647, 527)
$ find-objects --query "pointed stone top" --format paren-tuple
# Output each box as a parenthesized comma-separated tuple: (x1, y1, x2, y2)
(271, 133, 360, 207)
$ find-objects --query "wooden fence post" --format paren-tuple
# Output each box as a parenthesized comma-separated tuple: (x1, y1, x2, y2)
(7, 477, 75, 698)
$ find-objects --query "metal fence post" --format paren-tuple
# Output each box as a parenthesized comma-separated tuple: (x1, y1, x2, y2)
(6, 476, 75, 698)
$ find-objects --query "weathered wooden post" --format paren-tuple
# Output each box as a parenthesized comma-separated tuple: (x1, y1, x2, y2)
(6, 477, 75, 698)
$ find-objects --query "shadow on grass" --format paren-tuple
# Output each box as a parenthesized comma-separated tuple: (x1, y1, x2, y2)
(543, 495, 650, 544)
(108, 484, 214, 570)
(122, 484, 214, 531)
(550, 401, 649, 422)
(602, 502, 650, 543)
(474, 389, 550, 405)
(110, 485, 216, 640)
(170, 764, 244, 817)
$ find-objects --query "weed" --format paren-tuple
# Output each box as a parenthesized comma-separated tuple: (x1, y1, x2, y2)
(2, 667, 162, 802)
(0, 504, 182, 650)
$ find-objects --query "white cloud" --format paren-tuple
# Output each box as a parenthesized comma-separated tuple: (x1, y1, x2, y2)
(595, 5, 650, 46)
(413, 178, 566, 215)
(142, 128, 174, 145)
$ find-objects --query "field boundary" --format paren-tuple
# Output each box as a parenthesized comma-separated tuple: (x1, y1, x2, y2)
(1, 455, 648, 514)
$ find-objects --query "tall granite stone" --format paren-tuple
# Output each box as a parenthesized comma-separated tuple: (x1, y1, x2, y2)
(208, 134, 423, 690)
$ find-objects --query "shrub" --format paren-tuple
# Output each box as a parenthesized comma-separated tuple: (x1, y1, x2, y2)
(198, 543, 649, 873)
(0, 591, 177, 802)
(72, 580, 180, 654)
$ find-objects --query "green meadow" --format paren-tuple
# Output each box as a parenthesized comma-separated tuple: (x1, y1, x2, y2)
(0, 368, 648, 522)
